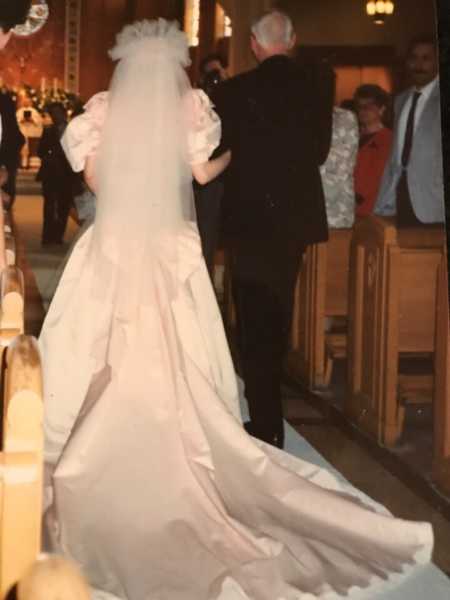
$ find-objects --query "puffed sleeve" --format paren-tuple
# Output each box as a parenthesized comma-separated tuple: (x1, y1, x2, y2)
(185, 89, 221, 165)
(61, 91, 109, 172)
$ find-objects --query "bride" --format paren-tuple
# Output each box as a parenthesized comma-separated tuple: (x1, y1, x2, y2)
(41, 18, 433, 600)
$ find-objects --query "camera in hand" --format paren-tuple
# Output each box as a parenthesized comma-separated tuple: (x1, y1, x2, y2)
(201, 69, 223, 99)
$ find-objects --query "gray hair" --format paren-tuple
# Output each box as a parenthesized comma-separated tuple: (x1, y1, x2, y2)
(251, 10, 294, 49)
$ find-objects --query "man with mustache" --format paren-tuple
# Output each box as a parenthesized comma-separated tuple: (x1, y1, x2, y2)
(374, 35, 444, 226)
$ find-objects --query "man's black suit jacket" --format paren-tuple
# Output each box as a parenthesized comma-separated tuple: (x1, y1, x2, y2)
(213, 54, 333, 246)
(0, 92, 25, 171)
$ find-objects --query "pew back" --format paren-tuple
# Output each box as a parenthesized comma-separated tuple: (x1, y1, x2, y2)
(289, 228, 352, 388)
(0, 336, 43, 599)
(347, 216, 446, 445)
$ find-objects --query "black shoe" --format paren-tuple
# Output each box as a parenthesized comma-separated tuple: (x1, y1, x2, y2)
(243, 421, 254, 435)
(243, 421, 284, 449)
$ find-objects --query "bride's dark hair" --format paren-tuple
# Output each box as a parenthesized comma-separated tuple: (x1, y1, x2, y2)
(0, 0, 31, 32)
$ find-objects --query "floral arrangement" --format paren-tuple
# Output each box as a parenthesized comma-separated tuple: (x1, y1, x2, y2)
(0, 83, 83, 116)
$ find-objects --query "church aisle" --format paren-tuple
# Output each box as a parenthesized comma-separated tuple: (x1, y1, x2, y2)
(13, 186, 78, 318)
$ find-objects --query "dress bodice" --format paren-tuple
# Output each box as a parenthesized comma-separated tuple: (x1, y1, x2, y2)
(61, 89, 221, 172)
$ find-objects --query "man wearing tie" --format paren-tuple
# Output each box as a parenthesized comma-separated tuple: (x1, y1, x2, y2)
(374, 35, 444, 226)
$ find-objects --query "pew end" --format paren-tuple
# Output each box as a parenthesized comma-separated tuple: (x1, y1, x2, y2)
(0, 336, 44, 598)
(289, 228, 353, 390)
(4, 237, 16, 268)
(0, 267, 25, 335)
(10, 555, 91, 600)
(2, 212, 12, 237)
(347, 216, 447, 448)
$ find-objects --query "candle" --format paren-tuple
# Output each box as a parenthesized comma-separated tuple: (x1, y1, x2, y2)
(40, 77, 46, 92)
(53, 77, 58, 93)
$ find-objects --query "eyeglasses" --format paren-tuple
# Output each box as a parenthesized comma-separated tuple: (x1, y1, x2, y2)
(355, 100, 379, 110)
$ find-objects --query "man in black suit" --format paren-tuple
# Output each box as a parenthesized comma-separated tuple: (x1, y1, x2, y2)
(37, 103, 74, 245)
(0, 92, 25, 210)
(213, 10, 333, 448)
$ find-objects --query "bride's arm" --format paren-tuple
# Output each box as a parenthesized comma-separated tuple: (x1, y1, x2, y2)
(191, 150, 231, 186)
(84, 154, 97, 194)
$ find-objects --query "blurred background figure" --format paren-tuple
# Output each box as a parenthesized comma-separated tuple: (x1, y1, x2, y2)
(194, 53, 229, 281)
(340, 98, 356, 113)
(0, 90, 25, 210)
(320, 97, 358, 229)
(374, 35, 443, 227)
(17, 102, 43, 169)
(353, 84, 392, 218)
(199, 52, 228, 89)
(0, 1, 31, 49)
(37, 102, 73, 246)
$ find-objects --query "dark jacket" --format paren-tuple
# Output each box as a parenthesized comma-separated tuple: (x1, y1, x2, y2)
(0, 92, 25, 171)
(212, 55, 333, 245)
(36, 124, 73, 183)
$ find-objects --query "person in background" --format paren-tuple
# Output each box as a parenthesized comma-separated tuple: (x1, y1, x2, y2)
(194, 53, 229, 280)
(374, 35, 443, 226)
(0, 91, 25, 210)
(0, 0, 32, 269)
(17, 103, 43, 168)
(0, 1, 31, 51)
(340, 98, 356, 113)
(199, 53, 228, 86)
(353, 84, 392, 218)
(37, 102, 74, 245)
(320, 100, 359, 229)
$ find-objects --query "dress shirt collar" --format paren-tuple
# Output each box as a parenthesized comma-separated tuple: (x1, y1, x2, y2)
(413, 76, 438, 101)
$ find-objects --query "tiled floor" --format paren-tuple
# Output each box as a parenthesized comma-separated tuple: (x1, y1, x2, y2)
(13, 185, 450, 577)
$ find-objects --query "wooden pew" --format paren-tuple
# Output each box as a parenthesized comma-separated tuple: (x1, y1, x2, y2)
(288, 228, 353, 388)
(0, 335, 43, 598)
(11, 555, 91, 600)
(3, 212, 12, 237)
(432, 252, 450, 495)
(2, 209, 16, 267)
(346, 215, 446, 446)
(5, 236, 16, 268)
(0, 267, 25, 344)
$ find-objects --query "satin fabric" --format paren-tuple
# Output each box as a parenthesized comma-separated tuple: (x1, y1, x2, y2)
(41, 222, 433, 600)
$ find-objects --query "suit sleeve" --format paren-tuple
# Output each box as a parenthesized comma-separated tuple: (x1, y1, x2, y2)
(373, 96, 401, 215)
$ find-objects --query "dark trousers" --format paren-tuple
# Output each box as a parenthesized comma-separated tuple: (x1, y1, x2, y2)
(396, 171, 441, 229)
(230, 238, 305, 448)
(42, 177, 73, 244)
(396, 171, 423, 228)
(194, 178, 223, 280)
(2, 169, 17, 210)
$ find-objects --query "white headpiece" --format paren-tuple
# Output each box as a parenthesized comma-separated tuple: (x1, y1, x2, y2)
(109, 18, 191, 66)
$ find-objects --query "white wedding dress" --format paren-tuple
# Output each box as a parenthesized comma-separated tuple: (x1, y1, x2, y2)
(40, 30, 433, 600)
